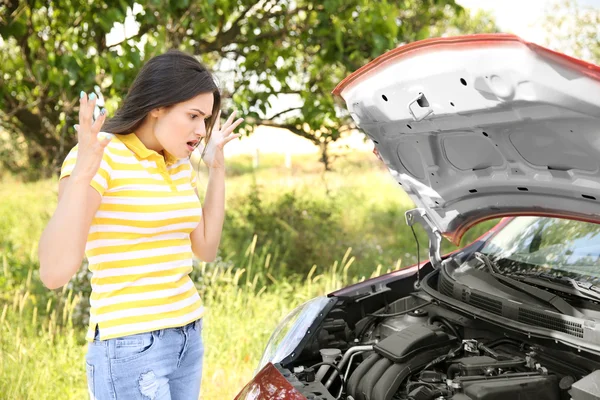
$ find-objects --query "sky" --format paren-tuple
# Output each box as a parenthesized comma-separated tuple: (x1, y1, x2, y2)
(457, 0, 600, 44)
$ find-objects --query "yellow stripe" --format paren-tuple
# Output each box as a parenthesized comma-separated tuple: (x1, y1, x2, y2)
(106, 190, 196, 198)
(90, 252, 191, 271)
(91, 266, 192, 285)
(106, 147, 141, 157)
(111, 177, 173, 186)
(168, 163, 188, 171)
(93, 216, 200, 228)
(86, 238, 191, 257)
(90, 275, 191, 301)
(99, 202, 200, 213)
(94, 288, 197, 314)
(87, 230, 194, 241)
(92, 310, 205, 341)
(98, 300, 203, 329)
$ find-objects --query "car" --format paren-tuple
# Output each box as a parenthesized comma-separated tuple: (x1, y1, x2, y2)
(234, 33, 600, 400)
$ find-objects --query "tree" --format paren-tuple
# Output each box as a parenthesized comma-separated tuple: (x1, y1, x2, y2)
(541, 0, 600, 64)
(1, 0, 498, 179)
(0, 0, 140, 178)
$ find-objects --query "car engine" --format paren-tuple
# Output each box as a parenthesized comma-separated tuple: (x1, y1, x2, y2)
(281, 285, 600, 400)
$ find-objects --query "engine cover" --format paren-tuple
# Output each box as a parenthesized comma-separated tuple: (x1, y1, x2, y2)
(374, 324, 455, 363)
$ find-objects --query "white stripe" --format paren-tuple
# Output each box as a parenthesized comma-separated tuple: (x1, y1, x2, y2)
(90, 279, 195, 308)
(167, 158, 189, 169)
(88, 222, 199, 235)
(105, 141, 128, 151)
(92, 174, 108, 190)
(111, 184, 171, 192)
(64, 152, 113, 174)
(102, 195, 199, 205)
(112, 170, 164, 180)
(170, 170, 190, 180)
(100, 158, 114, 174)
(92, 272, 189, 293)
(177, 184, 194, 191)
(86, 232, 190, 251)
(94, 305, 204, 338)
(87, 245, 191, 264)
(105, 151, 156, 166)
(92, 259, 191, 279)
(93, 294, 199, 322)
(95, 209, 199, 221)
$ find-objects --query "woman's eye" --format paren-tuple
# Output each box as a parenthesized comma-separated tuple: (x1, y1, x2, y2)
(190, 114, 198, 120)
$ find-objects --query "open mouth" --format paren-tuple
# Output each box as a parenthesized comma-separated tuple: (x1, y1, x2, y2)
(186, 140, 200, 151)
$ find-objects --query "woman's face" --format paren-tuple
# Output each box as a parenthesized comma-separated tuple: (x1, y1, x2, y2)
(153, 92, 215, 159)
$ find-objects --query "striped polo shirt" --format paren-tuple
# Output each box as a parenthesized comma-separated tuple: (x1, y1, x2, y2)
(60, 133, 204, 341)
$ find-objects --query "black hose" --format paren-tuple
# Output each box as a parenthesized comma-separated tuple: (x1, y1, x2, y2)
(358, 296, 431, 340)
(367, 300, 432, 318)
(428, 315, 461, 339)
(485, 338, 523, 349)
(447, 364, 462, 379)
(308, 362, 345, 394)
(478, 343, 499, 359)
(419, 344, 463, 374)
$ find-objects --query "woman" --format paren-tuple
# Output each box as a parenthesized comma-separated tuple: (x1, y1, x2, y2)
(38, 50, 243, 399)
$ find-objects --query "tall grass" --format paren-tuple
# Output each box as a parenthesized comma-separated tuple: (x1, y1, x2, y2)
(0, 152, 496, 399)
(0, 242, 388, 399)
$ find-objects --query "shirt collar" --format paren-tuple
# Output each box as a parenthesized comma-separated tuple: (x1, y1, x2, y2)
(116, 133, 178, 166)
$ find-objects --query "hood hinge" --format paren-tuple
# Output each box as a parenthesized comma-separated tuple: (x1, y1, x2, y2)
(405, 208, 443, 270)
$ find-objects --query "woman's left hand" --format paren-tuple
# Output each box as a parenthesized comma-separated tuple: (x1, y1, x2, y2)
(201, 110, 244, 170)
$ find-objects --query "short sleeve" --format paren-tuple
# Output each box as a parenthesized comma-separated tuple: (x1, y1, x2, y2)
(60, 144, 113, 196)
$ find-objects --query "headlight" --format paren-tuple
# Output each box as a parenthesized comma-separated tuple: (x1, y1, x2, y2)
(256, 296, 331, 373)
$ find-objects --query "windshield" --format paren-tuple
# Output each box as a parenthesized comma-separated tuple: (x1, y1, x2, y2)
(481, 217, 600, 284)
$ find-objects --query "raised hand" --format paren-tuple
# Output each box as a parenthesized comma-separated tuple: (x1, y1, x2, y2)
(72, 91, 112, 181)
(200, 110, 244, 169)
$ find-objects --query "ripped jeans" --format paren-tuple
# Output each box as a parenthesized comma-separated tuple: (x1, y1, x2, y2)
(85, 319, 204, 400)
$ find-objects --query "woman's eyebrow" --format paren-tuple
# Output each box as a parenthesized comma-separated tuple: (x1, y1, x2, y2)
(190, 108, 211, 118)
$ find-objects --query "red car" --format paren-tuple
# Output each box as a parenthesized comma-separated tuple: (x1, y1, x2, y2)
(235, 34, 600, 400)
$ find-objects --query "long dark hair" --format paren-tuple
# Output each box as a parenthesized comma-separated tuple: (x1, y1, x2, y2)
(103, 49, 221, 150)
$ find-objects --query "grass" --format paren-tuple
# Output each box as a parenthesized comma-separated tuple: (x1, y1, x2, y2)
(0, 151, 497, 399)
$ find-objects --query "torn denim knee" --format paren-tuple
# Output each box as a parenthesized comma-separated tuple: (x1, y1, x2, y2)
(138, 370, 159, 399)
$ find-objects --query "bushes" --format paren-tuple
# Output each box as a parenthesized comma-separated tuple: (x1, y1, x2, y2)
(224, 182, 343, 276)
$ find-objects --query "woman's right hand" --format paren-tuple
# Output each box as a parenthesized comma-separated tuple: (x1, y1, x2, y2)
(72, 91, 113, 181)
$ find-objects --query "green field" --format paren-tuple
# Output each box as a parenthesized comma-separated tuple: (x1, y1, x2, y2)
(0, 152, 495, 399)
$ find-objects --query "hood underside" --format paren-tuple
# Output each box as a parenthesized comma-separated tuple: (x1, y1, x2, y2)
(334, 34, 600, 243)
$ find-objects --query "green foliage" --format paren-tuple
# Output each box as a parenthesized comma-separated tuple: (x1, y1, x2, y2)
(0, 0, 139, 178)
(224, 182, 341, 276)
(0, 0, 498, 178)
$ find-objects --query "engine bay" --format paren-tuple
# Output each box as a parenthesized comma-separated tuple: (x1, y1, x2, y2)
(279, 267, 600, 400)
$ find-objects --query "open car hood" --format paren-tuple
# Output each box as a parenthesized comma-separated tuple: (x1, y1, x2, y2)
(333, 34, 600, 244)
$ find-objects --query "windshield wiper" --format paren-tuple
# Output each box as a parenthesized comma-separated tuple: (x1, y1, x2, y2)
(473, 252, 585, 317)
(506, 271, 600, 303)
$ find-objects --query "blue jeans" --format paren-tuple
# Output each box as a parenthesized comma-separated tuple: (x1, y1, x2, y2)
(85, 319, 204, 400)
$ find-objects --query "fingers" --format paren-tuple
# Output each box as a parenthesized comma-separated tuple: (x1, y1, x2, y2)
(223, 134, 242, 145)
(91, 107, 107, 134)
(216, 110, 241, 133)
(96, 132, 115, 146)
(223, 117, 244, 136)
(224, 110, 237, 127)
(78, 91, 98, 133)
